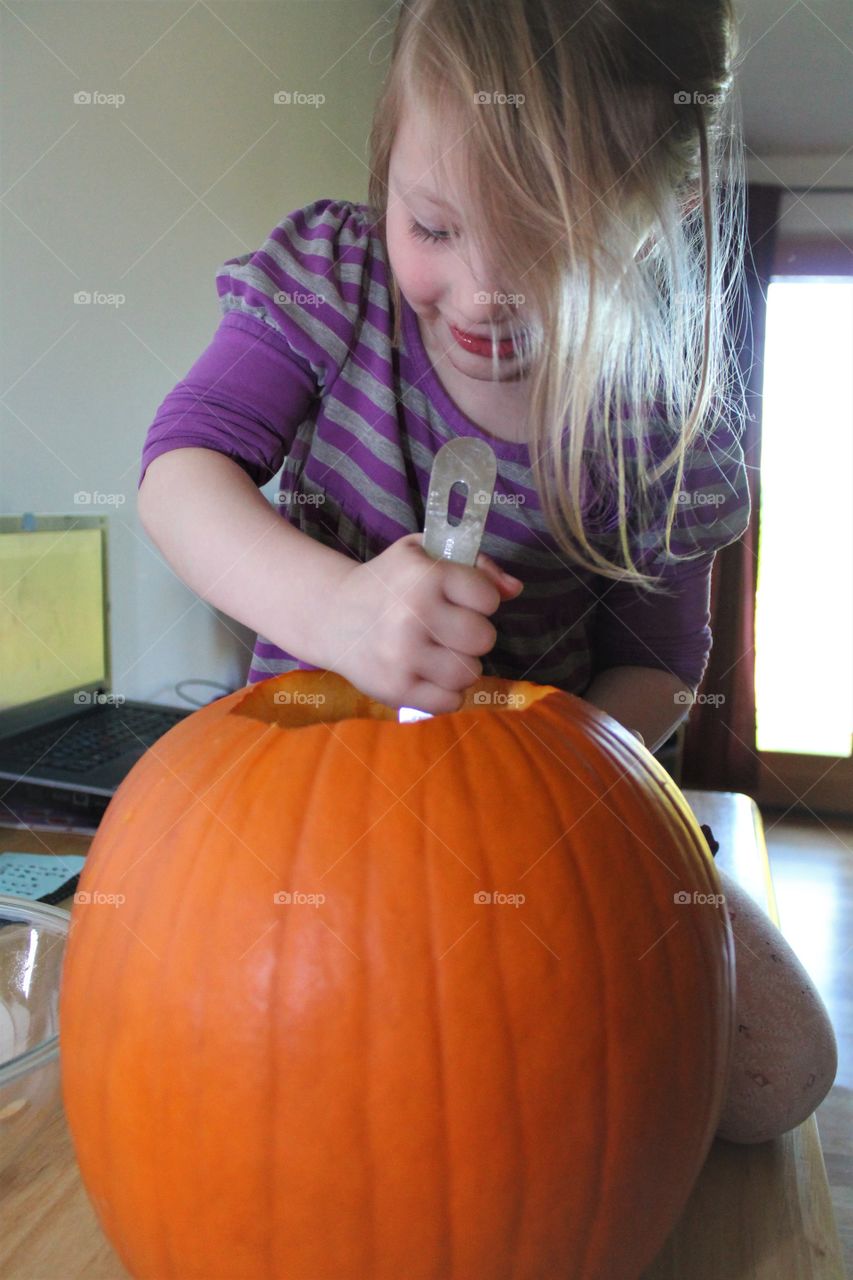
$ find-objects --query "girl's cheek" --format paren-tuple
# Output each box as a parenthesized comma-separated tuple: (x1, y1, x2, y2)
(714, 865, 838, 1145)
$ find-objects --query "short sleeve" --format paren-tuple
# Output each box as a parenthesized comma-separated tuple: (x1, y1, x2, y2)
(138, 199, 372, 489)
(214, 198, 368, 395)
(137, 314, 316, 488)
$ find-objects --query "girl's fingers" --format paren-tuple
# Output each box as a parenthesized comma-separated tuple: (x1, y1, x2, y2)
(475, 552, 524, 596)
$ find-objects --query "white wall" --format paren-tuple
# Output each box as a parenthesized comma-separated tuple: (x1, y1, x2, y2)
(0, 0, 393, 705)
(746, 152, 853, 259)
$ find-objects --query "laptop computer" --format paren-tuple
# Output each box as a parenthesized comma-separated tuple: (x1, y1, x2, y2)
(0, 513, 193, 824)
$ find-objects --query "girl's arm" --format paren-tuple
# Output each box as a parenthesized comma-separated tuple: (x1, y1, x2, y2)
(587, 553, 715, 750)
(138, 448, 354, 670)
(582, 664, 693, 753)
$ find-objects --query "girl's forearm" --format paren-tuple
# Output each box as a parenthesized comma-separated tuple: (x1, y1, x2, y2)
(582, 665, 693, 753)
(137, 448, 354, 669)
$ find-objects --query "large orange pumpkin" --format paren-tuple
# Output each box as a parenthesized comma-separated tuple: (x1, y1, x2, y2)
(60, 670, 735, 1280)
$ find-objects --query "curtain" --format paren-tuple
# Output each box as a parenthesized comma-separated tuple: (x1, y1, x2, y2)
(680, 184, 783, 792)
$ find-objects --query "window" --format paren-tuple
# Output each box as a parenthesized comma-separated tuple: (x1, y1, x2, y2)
(754, 279, 853, 757)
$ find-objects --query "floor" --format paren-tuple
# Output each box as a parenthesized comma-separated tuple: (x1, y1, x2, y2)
(760, 808, 853, 1275)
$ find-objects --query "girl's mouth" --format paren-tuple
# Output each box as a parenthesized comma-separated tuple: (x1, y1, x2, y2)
(449, 324, 518, 360)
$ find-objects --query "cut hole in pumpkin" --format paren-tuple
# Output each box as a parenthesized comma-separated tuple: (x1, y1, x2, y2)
(231, 670, 556, 728)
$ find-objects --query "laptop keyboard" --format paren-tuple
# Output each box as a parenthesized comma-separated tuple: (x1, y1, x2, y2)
(5, 706, 189, 774)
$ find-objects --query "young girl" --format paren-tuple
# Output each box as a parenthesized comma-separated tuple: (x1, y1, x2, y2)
(137, 0, 836, 1145)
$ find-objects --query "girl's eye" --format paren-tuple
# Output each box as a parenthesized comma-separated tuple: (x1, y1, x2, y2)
(408, 218, 450, 244)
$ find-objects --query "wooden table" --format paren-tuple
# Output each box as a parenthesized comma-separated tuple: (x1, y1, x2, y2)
(0, 792, 844, 1278)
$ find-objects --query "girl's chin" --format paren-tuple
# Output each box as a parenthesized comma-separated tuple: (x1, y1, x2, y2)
(450, 345, 533, 381)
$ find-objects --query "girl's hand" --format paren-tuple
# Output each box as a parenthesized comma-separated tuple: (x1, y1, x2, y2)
(324, 532, 524, 712)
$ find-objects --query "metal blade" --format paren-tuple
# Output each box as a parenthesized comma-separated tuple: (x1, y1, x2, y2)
(399, 437, 497, 722)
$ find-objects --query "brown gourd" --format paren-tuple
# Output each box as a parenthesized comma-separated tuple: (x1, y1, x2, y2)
(60, 670, 736, 1280)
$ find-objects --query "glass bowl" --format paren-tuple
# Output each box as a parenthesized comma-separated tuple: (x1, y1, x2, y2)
(0, 893, 70, 1175)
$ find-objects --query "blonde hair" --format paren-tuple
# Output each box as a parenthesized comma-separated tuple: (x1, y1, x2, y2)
(367, 0, 748, 587)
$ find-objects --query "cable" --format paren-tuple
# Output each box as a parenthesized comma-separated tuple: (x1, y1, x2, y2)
(173, 679, 235, 708)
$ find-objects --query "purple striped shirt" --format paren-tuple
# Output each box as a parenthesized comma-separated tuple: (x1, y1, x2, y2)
(138, 198, 751, 691)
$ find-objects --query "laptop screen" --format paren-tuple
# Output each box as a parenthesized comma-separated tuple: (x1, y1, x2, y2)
(0, 527, 107, 711)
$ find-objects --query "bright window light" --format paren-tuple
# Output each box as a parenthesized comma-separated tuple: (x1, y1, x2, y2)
(754, 279, 853, 757)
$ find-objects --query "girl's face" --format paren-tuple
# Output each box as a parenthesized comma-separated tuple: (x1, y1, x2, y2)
(385, 109, 531, 385)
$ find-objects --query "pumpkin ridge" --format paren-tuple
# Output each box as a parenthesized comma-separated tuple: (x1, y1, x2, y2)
(289, 720, 371, 1275)
(467, 710, 544, 1276)
(363, 725, 384, 1280)
(259, 743, 284, 1280)
(133, 727, 280, 1274)
(504, 702, 607, 1267)
(461, 710, 530, 1276)
(569, 719, 735, 1111)
(156, 739, 262, 1276)
(422, 725, 456, 1280)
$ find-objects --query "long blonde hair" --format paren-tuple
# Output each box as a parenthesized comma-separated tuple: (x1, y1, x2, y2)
(367, 0, 748, 588)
